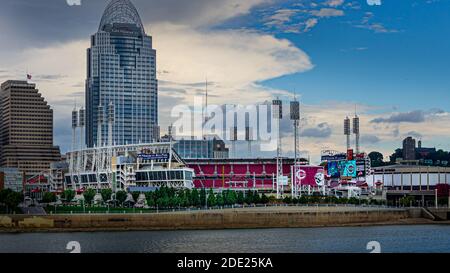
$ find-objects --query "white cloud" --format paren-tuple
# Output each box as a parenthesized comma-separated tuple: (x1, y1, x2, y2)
(311, 8, 344, 17)
(0, 40, 87, 107)
(327, 0, 345, 7)
(356, 11, 398, 33)
(144, 0, 271, 28)
(1, 0, 446, 159)
(0, 21, 314, 152)
(66, 0, 82, 6)
(152, 23, 313, 106)
(265, 8, 297, 28)
(304, 18, 319, 32)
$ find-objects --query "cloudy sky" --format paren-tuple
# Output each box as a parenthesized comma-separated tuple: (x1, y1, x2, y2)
(0, 0, 449, 163)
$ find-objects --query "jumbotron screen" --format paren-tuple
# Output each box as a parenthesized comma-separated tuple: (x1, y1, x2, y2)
(342, 160, 357, 178)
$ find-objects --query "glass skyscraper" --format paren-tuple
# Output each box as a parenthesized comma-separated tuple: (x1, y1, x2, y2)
(86, 0, 158, 147)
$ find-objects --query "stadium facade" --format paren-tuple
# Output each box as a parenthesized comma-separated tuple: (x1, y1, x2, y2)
(61, 142, 194, 192)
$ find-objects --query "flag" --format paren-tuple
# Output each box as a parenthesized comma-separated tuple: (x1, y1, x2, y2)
(27, 74, 32, 80)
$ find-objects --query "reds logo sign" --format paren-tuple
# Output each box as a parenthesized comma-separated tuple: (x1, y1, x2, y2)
(348, 164, 355, 175)
(295, 169, 306, 185)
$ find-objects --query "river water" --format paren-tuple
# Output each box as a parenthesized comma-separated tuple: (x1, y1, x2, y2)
(0, 225, 449, 253)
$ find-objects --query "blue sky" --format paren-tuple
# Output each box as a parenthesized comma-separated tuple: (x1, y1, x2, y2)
(208, 0, 450, 161)
(249, 0, 450, 112)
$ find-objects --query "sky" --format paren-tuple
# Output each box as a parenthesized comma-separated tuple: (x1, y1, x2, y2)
(0, 0, 449, 164)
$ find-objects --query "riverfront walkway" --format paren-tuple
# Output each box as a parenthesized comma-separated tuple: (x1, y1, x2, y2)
(163, 205, 404, 215)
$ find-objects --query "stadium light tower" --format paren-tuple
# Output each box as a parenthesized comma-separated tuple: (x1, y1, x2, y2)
(79, 107, 85, 150)
(97, 105, 104, 147)
(108, 102, 115, 147)
(78, 108, 86, 173)
(71, 108, 78, 152)
(230, 126, 238, 158)
(344, 117, 351, 151)
(290, 99, 300, 198)
(245, 126, 253, 158)
(353, 114, 360, 154)
(70, 107, 78, 188)
(272, 99, 283, 198)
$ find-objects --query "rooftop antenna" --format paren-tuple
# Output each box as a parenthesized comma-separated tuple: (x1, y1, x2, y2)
(205, 77, 208, 120)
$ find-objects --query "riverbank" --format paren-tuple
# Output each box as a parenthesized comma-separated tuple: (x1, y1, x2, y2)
(1, 206, 442, 233)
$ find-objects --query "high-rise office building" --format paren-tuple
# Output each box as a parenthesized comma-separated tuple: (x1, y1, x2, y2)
(0, 80, 61, 175)
(402, 136, 416, 161)
(86, 0, 158, 148)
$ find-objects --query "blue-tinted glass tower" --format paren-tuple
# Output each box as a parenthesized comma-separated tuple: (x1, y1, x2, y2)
(86, 0, 158, 147)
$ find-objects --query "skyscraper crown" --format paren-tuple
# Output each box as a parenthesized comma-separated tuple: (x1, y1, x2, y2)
(99, 0, 144, 33)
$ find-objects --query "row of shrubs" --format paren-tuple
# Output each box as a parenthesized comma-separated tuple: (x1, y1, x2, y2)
(281, 196, 385, 206)
(41, 187, 386, 209)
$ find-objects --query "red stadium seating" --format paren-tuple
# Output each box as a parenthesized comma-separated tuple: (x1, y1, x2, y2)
(188, 160, 294, 189)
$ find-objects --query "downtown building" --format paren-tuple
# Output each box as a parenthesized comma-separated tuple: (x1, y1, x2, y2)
(0, 80, 61, 176)
(85, 0, 158, 148)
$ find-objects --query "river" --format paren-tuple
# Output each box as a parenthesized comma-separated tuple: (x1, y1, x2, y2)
(0, 225, 449, 253)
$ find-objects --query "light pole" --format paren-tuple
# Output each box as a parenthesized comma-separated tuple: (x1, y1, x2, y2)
(199, 180, 208, 210)
(435, 188, 438, 209)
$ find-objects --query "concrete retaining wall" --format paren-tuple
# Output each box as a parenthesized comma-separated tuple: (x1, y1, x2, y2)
(0, 208, 411, 231)
(428, 208, 450, 220)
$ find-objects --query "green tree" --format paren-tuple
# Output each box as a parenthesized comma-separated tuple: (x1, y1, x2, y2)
(131, 192, 140, 203)
(283, 196, 292, 204)
(228, 190, 237, 205)
(115, 190, 128, 205)
(184, 189, 192, 205)
(298, 196, 308, 204)
(147, 195, 156, 207)
(4, 191, 23, 213)
(216, 193, 224, 207)
(261, 193, 269, 204)
(168, 196, 178, 208)
(207, 189, 216, 207)
(390, 148, 403, 164)
(42, 192, 57, 203)
(0, 189, 13, 204)
(145, 192, 155, 207)
(62, 189, 75, 203)
(180, 191, 189, 207)
(191, 189, 200, 207)
(245, 190, 254, 204)
(100, 188, 112, 203)
(237, 191, 244, 204)
(222, 190, 229, 205)
(348, 197, 360, 205)
(157, 196, 170, 208)
(399, 196, 415, 207)
(83, 189, 96, 205)
(253, 191, 261, 204)
(199, 188, 207, 207)
(369, 151, 385, 167)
